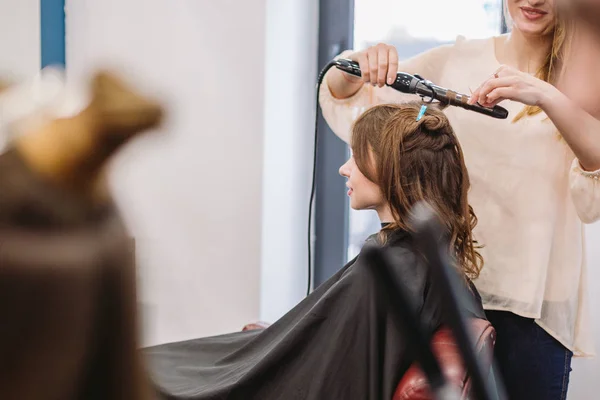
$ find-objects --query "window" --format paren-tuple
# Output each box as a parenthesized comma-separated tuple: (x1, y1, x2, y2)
(347, 0, 505, 260)
(315, 0, 506, 286)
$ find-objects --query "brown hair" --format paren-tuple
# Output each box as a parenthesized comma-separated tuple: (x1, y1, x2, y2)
(351, 103, 483, 279)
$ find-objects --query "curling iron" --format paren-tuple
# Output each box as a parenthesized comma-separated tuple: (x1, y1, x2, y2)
(333, 58, 509, 120)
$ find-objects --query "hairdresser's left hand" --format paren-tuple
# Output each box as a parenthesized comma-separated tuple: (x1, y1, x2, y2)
(467, 65, 559, 109)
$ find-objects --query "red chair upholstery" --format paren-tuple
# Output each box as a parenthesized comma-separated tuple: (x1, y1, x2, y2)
(243, 318, 495, 400)
(393, 318, 496, 400)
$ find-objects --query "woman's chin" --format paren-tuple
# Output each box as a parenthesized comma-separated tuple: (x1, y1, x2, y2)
(350, 201, 375, 212)
(349, 200, 364, 211)
(513, 20, 554, 38)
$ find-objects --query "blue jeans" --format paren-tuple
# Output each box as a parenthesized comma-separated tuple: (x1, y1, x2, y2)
(486, 310, 573, 400)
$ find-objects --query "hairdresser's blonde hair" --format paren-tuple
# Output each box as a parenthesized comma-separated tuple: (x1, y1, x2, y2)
(504, 1, 572, 122)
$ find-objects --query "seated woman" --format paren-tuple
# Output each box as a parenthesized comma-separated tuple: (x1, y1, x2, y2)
(146, 102, 486, 400)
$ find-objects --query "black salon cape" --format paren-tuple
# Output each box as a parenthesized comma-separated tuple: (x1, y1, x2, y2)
(146, 231, 486, 400)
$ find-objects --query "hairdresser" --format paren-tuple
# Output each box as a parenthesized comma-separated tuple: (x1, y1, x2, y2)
(319, 1, 600, 398)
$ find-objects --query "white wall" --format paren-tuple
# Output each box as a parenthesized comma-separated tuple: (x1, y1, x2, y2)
(0, 0, 40, 80)
(65, 0, 318, 346)
(0, 0, 40, 150)
(260, 0, 318, 322)
(66, 0, 267, 346)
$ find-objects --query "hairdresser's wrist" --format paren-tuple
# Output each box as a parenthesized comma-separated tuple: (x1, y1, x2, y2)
(537, 83, 566, 111)
(326, 68, 364, 100)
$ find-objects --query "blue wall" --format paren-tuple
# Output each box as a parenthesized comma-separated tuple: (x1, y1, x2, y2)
(40, 0, 65, 68)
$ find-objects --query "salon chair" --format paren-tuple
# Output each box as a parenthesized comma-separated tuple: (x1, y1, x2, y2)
(243, 318, 496, 400)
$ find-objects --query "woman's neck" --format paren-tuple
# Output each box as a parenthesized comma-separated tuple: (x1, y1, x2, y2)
(376, 204, 394, 225)
(497, 29, 552, 74)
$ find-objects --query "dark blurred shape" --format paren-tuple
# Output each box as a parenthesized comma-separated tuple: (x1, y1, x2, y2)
(569, 0, 600, 24)
(394, 320, 496, 400)
(0, 70, 163, 400)
(408, 202, 505, 400)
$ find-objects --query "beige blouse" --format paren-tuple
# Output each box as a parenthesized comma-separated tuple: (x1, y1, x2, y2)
(319, 36, 600, 357)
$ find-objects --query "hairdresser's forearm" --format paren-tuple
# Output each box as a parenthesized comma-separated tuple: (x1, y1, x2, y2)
(541, 89, 600, 171)
(326, 69, 364, 99)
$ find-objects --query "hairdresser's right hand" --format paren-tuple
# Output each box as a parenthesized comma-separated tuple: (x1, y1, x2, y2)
(349, 44, 399, 87)
(328, 44, 399, 99)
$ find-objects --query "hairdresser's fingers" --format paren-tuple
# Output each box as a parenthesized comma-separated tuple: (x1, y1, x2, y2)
(357, 52, 370, 84)
(387, 47, 399, 85)
(468, 87, 483, 105)
(481, 88, 513, 107)
(468, 77, 495, 104)
(376, 45, 389, 87)
(468, 65, 517, 105)
(494, 64, 518, 78)
(470, 84, 504, 107)
(468, 76, 495, 105)
(367, 47, 379, 85)
(477, 76, 518, 100)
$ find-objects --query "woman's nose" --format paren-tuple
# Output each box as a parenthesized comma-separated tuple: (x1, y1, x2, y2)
(339, 160, 350, 177)
(338, 164, 350, 178)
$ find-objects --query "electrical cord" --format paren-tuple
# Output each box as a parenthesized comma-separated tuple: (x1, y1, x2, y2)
(307, 60, 338, 297)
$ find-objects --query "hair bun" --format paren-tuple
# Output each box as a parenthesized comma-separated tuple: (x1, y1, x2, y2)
(421, 113, 446, 132)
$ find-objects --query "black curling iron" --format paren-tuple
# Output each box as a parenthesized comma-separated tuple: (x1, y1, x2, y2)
(334, 58, 509, 120)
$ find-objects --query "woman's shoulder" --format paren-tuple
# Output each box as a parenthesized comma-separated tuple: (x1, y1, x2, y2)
(363, 229, 413, 250)
(360, 231, 423, 274)
(435, 35, 500, 83)
(449, 34, 497, 59)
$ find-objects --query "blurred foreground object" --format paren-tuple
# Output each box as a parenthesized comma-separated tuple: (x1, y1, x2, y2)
(0, 66, 86, 153)
(0, 68, 163, 400)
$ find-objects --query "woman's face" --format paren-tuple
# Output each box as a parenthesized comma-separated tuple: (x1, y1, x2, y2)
(339, 155, 384, 211)
(507, 0, 556, 36)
